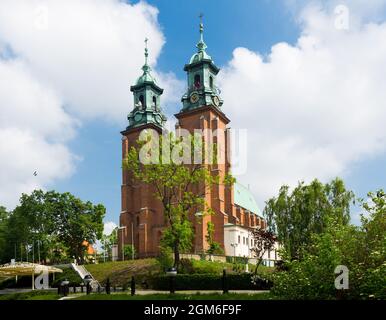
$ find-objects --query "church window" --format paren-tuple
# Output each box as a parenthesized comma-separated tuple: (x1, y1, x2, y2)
(152, 96, 157, 108)
(209, 76, 214, 89)
(194, 74, 201, 88)
(139, 95, 144, 107)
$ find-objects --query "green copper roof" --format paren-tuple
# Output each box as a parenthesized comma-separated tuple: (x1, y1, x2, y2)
(188, 14, 213, 65)
(234, 182, 262, 216)
(189, 50, 212, 64)
(136, 38, 157, 85)
(136, 68, 156, 85)
(126, 38, 167, 130)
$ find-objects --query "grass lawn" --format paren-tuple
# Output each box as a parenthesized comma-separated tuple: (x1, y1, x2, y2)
(74, 292, 274, 300)
(85, 259, 160, 286)
(84, 258, 274, 287)
(0, 290, 60, 300)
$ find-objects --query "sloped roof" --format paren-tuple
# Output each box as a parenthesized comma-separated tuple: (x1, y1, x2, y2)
(234, 182, 262, 216)
(0, 262, 63, 276)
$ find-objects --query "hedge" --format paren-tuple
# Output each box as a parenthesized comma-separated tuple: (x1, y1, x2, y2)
(148, 273, 272, 291)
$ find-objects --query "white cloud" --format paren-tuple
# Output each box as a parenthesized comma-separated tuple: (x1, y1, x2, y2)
(219, 4, 386, 207)
(0, 59, 77, 208)
(286, 0, 386, 22)
(0, 0, 179, 209)
(103, 221, 117, 236)
(0, 0, 180, 123)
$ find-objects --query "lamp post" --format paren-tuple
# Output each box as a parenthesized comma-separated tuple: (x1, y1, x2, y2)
(166, 267, 177, 294)
(84, 274, 93, 295)
(61, 279, 70, 297)
(117, 226, 127, 261)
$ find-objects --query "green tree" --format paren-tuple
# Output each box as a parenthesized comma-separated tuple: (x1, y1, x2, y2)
(1, 190, 56, 263)
(264, 178, 354, 260)
(271, 189, 385, 300)
(0, 190, 105, 265)
(101, 227, 118, 261)
(123, 244, 136, 260)
(357, 190, 386, 299)
(0, 206, 9, 262)
(123, 131, 234, 268)
(49, 191, 105, 264)
(205, 221, 223, 255)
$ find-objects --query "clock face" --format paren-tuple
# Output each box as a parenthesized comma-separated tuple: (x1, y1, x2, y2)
(134, 113, 142, 122)
(213, 95, 220, 106)
(190, 93, 199, 104)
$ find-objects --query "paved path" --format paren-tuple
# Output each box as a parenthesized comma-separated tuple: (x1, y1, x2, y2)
(59, 290, 270, 300)
(0, 288, 57, 295)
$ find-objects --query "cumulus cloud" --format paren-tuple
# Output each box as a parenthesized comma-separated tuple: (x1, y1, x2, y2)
(103, 221, 118, 236)
(0, 0, 179, 209)
(0, 0, 179, 123)
(219, 3, 386, 207)
(0, 59, 77, 208)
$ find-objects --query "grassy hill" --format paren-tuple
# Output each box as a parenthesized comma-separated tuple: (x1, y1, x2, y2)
(85, 259, 160, 287)
(84, 258, 273, 288)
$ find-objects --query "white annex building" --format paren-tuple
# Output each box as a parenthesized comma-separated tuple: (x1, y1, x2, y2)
(223, 183, 281, 266)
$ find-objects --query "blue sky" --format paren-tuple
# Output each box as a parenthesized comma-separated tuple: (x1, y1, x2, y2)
(1, 0, 386, 231)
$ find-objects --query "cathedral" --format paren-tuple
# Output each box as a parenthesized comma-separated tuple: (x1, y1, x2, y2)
(119, 20, 275, 262)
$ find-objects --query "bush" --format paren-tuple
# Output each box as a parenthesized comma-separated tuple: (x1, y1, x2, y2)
(179, 259, 194, 274)
(271, 191, 386, 300)
(124, 245, 136, 260)
(156, 247, 174, 272)
(149, 273, 272, 291)
(51, 267, 82, 288)
(189, 260, 229, 274)
(0, 290, 59, 300)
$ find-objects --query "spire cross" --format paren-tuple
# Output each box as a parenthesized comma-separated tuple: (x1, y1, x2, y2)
(144, 37, 149, 65)
(197, 12, 207, 52)
(199, 13, 204, 38)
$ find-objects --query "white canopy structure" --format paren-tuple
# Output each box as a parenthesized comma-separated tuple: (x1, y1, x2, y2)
(0, 262, 63, 289)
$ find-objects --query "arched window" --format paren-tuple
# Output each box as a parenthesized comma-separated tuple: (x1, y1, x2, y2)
(209, 76, 214, 89)
(152, 96, 157, 108)
(194, 74, 201, 88)
(139, 95, 144, 107)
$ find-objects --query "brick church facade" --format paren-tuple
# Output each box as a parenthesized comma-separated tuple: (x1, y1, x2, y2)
(119, 20, 267, 259)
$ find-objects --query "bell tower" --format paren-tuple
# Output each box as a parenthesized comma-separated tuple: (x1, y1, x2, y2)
(119, 39, 167, 259)
(181, 14, 223, 112)
(127, 38, 167, 129)
(176, 16, 236, 253)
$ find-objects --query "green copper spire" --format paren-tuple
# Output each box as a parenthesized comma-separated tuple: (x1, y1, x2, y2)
(126, 38, 167, 130)
(180, 16, 224, 112)
(196, 13, 207, 53)
(137, 38, 155, 85)
(189, 14, 211, 64)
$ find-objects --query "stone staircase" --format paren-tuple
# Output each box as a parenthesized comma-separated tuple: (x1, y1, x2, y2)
(71, 263, 101, 290)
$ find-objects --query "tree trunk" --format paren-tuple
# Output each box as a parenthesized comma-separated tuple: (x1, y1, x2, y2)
(173, 243, 180, 269)
(254, 251, 266, 275)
